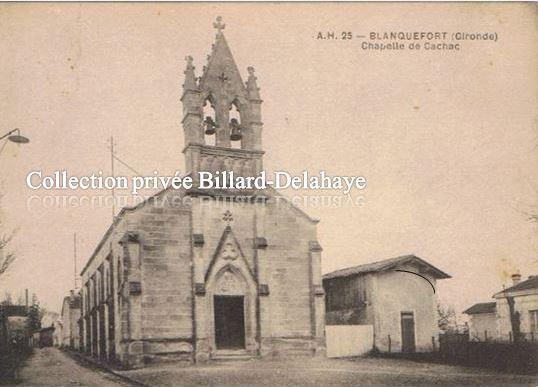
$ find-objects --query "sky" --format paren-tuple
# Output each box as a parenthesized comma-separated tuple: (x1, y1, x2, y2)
(0, 3, 537, 314)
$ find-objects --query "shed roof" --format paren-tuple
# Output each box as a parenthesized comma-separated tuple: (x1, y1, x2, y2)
(463, 302, 496, 315)
(322, 254, 451, 280)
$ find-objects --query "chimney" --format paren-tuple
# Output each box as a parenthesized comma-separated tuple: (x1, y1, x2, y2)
(511, 273, 522, 286)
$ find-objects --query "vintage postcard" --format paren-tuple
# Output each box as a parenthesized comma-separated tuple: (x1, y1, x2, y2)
(0, 2, 537, 386)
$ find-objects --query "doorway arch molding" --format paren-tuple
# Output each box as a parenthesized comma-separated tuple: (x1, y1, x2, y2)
(204, 235, 258, 355)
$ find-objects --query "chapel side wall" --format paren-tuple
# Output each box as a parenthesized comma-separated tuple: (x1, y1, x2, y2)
(134, 193, 194, 363)
(108, 218, 128, 364)
(262, 199, 320, 352)
(81, 215, 127, 362)
(373, 269, 437, 353)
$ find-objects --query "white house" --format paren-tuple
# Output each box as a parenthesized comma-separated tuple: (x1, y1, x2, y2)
(462, 302, 496, 341)
(493, 274, 538, 341)
(464, 273, 538, 342)
(323, 255, 451, 353)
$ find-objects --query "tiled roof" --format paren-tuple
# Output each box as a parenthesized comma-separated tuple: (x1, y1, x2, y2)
(322, 254, 451, 280)
(0, 305, 28, 317)
(497, 275, 538, 295)
(463, 302, 496, 315)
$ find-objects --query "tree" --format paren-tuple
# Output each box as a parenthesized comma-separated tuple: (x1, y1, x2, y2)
(506, 296, 522, 343)
(437, 302, 458, 333)
(0, 193, 15, 277)
(0, 236, 15, 277)
(28, 293, 45, 332)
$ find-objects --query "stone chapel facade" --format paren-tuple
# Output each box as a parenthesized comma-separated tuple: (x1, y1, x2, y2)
(79, 18, 325, 368)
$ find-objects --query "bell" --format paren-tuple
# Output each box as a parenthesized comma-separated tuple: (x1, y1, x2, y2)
(230, 118, 242, 141)
(204, 116, 216, 135)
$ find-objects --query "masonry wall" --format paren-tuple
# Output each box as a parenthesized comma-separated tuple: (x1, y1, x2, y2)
(495, 293, 538, 340)
(372, 267, 438, 353)
(191, 191, 325, 360)
(80, 187, 324, 367)
(262, 195, 323, 354)
(70, 307, 81, 349)
(60, 299, 71, 347)
(80, 215, 127, 363)
(468, 313, 497, 341)
(264, 199, 314, 335)
(136, 190, 194, 363)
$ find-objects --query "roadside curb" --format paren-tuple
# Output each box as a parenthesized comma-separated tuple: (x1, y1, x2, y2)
(61, 348, 149, 387)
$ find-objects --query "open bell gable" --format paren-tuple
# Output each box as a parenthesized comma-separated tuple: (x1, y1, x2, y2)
(182, 17, 264, 179)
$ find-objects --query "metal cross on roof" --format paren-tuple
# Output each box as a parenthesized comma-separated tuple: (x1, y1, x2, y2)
(213, 16, 225, 34)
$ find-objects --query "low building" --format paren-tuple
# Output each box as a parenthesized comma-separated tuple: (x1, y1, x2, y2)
(0, 305, 31, 349)
(53, 319, 62, 346)
(323, 255, 451, 353)
(38, 326, 55, 348)
(60, 290, 81, 349)
(493, 274, 538, 341)
(463, 273, 538, 342)
(462, 302, 496, 341)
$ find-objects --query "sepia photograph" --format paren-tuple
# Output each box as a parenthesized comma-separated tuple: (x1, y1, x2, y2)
(0, 2, 537, 386)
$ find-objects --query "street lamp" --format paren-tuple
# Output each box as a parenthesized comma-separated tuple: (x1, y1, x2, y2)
(0, 128, 30, 144)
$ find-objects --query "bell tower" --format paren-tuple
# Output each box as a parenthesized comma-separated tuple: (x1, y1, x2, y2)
(181, 17, 264, 181)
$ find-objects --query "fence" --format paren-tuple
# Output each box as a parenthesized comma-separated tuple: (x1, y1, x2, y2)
(469, 330, 536, 343)
(439, 333, 538, 374)
(326, 325, 373, 358)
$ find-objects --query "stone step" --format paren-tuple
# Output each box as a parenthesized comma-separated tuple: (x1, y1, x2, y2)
(211, 350, 257, 361)
(212, 354, 255, 361)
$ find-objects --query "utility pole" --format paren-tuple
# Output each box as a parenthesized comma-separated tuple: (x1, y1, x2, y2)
(110, 136, 116, 221)
(74, 233, 78, 289)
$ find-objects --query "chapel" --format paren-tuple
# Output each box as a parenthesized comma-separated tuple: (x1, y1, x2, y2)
(79, 17, 325, 367)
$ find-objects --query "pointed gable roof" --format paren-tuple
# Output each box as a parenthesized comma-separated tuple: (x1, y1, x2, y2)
(199, 32, 247, 101)
(323, 254, 451, 280)
(204, 225, 255, 283)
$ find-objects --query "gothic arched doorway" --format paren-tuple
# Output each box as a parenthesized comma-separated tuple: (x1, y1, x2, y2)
(207, 264, 256, 353)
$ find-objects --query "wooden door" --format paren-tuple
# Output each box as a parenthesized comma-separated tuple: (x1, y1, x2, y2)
(214, 295, 245, 349)
(401, 311, 416, 353)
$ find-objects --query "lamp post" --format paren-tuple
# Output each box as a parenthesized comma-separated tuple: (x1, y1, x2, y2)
(0, 128, 30, 144)
(0, 128, 30, 156)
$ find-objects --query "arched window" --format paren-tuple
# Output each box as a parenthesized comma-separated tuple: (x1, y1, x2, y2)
(229, 100, 242, 149)
(117, 256, 122, 287)
(203, 97, 216, 146)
